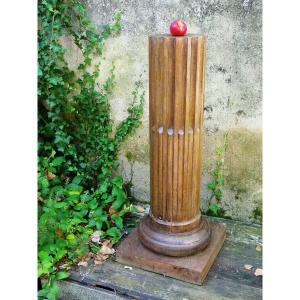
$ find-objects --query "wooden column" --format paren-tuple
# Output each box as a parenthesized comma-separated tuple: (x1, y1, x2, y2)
(138, 34, 211, 257)
(116, 34, 226, 285)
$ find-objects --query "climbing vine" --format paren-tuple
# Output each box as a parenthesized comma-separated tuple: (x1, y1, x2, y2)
(38, 1, 144, 299)
(206, 132, 228, 217)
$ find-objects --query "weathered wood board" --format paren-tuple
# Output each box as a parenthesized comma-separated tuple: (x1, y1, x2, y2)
(58, 217, 262, 300)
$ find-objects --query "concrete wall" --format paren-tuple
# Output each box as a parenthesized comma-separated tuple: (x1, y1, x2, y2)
(77, 0, 262, 223)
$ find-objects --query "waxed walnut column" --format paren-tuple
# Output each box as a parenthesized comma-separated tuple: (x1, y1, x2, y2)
(138, 34, 211, 257)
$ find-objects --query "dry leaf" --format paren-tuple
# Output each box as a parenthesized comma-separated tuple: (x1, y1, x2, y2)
(96, 254, 108, 261)
(101, 240, 112, 248)
(94, 252, 109, 265)
(78, 261, 88, 267)
(91, 231, 102, 244)
(244, 264, 253, 270)
(99, 244, 115, 255)
(46, 170, 56, 180)
(254, 268, 263, 276)
(124, 266, 133, 270)
(136, 205, 145, 213)
(81, 252, 95, 261)
(59, 263, 70, 270)
(55, 228, 64, 238)
(109, 206, 117, 215)
(256, 245, 262, 252)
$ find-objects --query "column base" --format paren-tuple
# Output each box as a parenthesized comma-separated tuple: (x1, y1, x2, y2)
(116, 218, 226, 285)
(138, 214, 211, 257)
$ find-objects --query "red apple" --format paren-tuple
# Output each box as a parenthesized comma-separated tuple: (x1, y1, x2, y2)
(170, 19, 187, 36)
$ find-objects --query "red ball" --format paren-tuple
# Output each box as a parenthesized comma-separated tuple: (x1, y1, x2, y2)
(170, 19, 187, 36)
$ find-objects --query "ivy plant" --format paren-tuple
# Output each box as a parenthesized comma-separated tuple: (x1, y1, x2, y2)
(206, 132, 228, 217)
(38, 1, 144, 299)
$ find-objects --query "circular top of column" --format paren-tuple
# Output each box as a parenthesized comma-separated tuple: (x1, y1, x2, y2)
(149, 34, 206, 39)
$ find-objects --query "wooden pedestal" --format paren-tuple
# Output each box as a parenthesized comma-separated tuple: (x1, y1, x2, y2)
(138, 34, 211, 257)
(116, 220, 226, 285)
(116, 34, 226, 284)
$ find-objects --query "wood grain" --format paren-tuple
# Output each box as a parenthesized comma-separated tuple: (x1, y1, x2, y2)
(144, 35, 208, 248)
(64, 217, 262, 300)
(118, 222, 225, 285)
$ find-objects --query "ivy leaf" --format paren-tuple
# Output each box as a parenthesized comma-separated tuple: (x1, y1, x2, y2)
(72, 176, 83, 185)
(52, 157, 65, 166)
(54, 202, 67, 209)
(216, 176, 223, 185)
(99, 181, 108, 194)
(41, 178, 49, 190)
(66, 183, 83, 195)
(111, 23, 121, 34)
(88, 199, 98, 210)
(66, 194, 80, 203)
(215, 146, 224, 156)
(46, 283, 60, 300)
(102, 25, 111, 38)
(208, 182, 216, 190)
(112, 188, 126, 210)
(112, 176, 123, 188)
(215, 189, 222, 200)
(112, 214, 123, 229)
(88, 219, 96, 228)
(209, 203, 220, 215)
(66, 233, 75, 241)
(106, 227, 120, 239)
(55, 271, 69, 280)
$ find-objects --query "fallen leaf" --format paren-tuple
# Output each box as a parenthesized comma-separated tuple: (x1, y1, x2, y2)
(94, 253, 109, 265)
(38, 196, 45, 203)
(81, 252, 95, 261)
(55, 228, 64, 238)
(254, 268, 263, 276)
(244, 264, 253, 270)
(99, 244, 115, 255)
(256, 245, 262, 252)
(124, 266, 133, 270)
(136, 205, 145, 213)
(78, 261, 88, 267)
(109, 206, 117, 215)
(91, 231, 102, 244)
(46, 170, 56, 180)
(59, 263, 69, 269)
(96, 254, 108, 261)
(101, 239, 112, 248)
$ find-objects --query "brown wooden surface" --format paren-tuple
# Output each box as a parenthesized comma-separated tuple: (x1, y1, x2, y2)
(60, 217, 262, 300)
(117, 222, 226, 285)
(148, 35, 206, 227)
(139, 34, 211, 257)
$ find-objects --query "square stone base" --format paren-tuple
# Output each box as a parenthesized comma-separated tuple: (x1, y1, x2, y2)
(116, 220, 226, 285)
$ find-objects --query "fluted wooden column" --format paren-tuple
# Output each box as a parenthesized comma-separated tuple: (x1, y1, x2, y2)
(138, 34, 211, 257)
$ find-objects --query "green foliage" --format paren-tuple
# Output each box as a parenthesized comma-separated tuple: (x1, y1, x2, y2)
(206, 132, 228, 217)
(38, 1, 144, 298)
(252, 206, 262, 223)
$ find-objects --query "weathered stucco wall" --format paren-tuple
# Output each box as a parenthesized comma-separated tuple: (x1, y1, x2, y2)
(76, 0, 262, 223)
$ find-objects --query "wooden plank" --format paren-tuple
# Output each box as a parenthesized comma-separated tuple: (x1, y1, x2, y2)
(68, 258, 261, 300)
(66, 218, 262, 300)
(57, 280, 126, 300)
(206, 217, 262, 245)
